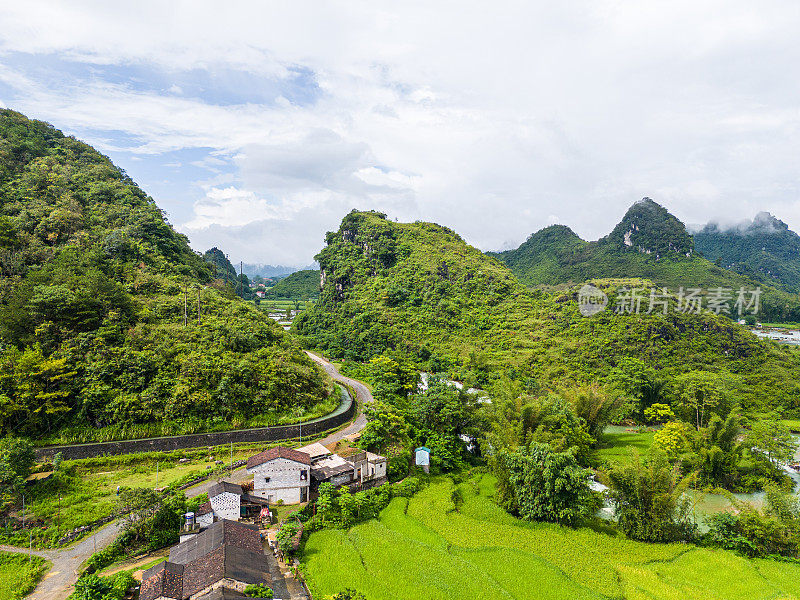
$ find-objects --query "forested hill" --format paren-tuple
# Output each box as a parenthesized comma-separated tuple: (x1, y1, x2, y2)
(294, 210, 800, 414)
(694, 212, 800, 293)
(265, 269, 321, 299)
(0, 109, 330, 441)
(493, 199, 800, 322)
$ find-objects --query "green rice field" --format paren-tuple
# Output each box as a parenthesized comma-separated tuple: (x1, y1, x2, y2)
(302, 475, 800, 600)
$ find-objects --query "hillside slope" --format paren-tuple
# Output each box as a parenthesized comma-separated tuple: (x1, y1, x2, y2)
(295, 210, 800, 414)
(265, 269, 321, 299)
(694, 212, 800, 293)
(493, 199, 800, 321)
(0, 109, 331, 441)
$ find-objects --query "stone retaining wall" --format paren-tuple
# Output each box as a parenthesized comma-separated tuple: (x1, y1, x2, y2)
(35, 389, 355, 461)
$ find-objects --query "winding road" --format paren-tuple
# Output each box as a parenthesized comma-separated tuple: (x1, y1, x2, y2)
(9, 352, 373, 600)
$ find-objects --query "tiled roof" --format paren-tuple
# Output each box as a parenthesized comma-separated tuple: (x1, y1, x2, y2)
(246, 446, 311, 469)
(194, 589, 247, 600)
(142, 520, 269, 600)
(208, 481, 244, 499)
(140, 562, 184, 600)
(296, 442, 332, 461)
(170, 520, 261, 565)
(195, 501, 213, 516)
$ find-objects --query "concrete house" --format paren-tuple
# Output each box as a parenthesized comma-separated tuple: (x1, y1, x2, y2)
(246, 446, 311, 504)
(208, 482, 243, 521)
(349, 451, 388, 483)
(140, 520, 274, 600)
(296, 442, 388, 492)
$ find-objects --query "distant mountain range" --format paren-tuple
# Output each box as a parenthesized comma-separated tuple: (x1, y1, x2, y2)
(492, 198, 800, 321)
(693, 212, 800, 293)
(242, 263, 317, 279)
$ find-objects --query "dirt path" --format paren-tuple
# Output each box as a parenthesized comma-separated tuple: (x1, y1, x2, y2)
(10, 354, 371, 600)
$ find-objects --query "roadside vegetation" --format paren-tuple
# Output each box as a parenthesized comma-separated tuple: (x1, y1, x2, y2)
(0, 551, 49, 600)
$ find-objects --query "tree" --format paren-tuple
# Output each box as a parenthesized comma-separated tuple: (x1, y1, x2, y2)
(643, 403, 674, 424)
(652, 421, 688, 460)
(356, 402, 411, 456)
(603, 450, 696, 542)
(493, 443, 594, 526)
(673, 371, 731, 430)
(0, 436, 34, 512)
(244, 584, 274, 598)
(116, 487, 161, 542)
(746, 418, 795, 466)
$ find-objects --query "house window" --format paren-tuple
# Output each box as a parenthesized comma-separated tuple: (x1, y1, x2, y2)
(263, 477, 270, 483)
(300, 470, 308, 481)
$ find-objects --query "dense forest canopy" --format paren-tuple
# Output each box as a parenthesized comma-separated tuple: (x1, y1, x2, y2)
(0, 109, 331, 441)
(264, 269, 321, 299)
(492, 199, 800, 322)
(296, 210, 800, 417)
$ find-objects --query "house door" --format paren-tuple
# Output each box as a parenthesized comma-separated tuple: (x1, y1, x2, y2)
(301, 487, 308, 502)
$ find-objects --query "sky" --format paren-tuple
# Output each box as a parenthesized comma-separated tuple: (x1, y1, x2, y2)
(1, 1, 799, 266)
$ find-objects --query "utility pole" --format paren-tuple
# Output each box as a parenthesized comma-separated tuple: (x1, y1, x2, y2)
(156, 462, 159, 489)
(197, 288, 201, 324)
(183, 286, 188, 326)
(239, 261, 243, 298)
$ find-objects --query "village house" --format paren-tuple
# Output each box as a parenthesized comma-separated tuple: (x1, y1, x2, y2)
(140, 520, 276, 600)
(242, 444, 389, 505)
(246, 446, 311, 504)
(183, 482, 270, 540)
(296, 442, 388, 493)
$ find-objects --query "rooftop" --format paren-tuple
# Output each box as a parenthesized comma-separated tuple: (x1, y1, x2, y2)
(310, 453, 354, 481)
(296, 442, 332, 461)
(208, 481, 244, 499)
(246, 446, 311, 469)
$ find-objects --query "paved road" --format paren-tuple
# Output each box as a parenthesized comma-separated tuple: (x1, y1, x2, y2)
(2, 520, 122, 600)
(10, 353, 372, 600)
(304, 351, 372, 445)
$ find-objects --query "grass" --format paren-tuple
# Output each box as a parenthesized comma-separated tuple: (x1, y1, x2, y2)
(7, 428, 347, 550)
(0, 453, 213, 548)
(302, 474, 800, 600)
(593, 428, 656, 465)
(0, 551, 49, 600)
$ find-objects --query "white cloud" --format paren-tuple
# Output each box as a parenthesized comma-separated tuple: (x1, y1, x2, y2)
(1, 1, 799, 263)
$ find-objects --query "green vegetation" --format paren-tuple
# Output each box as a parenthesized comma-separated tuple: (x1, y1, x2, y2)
(69, 571, 135, 600)
(493, 199, 800, 323)
(0, 109, 332, 440)
(264, 269, 320, 299)
(303, 475, 800, 600)
(694, 212, 800, 293)
(297, 210, 800, 417)
(1, 449, 215, 548)
(0, 551, 49, 600)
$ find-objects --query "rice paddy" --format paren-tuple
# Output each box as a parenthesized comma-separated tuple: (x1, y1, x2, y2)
(302, 475, 800, 600)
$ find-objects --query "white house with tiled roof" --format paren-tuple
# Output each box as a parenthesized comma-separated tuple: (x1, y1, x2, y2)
(246, 446, 311, 504)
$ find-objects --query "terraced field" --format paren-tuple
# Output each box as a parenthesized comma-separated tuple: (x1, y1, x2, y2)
(302, 475, 800, 600)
